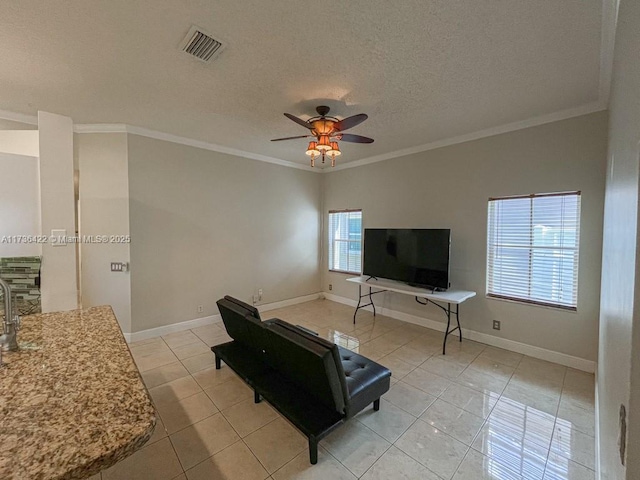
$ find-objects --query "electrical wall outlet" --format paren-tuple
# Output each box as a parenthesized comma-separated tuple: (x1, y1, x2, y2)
(197, 305, 203, 313)
(493, 320, 501, 330)
(329, 284, 333, 291)
(111, 262, 129, 272)
(258, 289, 263, 301)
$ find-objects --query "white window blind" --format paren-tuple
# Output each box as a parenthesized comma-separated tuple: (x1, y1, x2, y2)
(487, 191, 581, 310)
(328, 210, 362, 274)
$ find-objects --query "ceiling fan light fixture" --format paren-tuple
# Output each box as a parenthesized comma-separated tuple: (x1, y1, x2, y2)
(305, 141, 321, 156)
(274, 106, 372, 168)
(314, 119, 333, 135)
(327, 142, 341, 157)
(316, 135, 331, 151)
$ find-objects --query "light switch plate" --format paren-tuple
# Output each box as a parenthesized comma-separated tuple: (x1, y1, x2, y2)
(51, 229, 67, 247)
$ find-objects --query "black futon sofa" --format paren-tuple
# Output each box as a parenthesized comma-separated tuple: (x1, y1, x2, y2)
(212, 296, 392, 464)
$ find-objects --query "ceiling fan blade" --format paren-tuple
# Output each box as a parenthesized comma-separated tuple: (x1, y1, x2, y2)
(333, 113, 368, 132)
(338, 133, 374, 144)
(271, 135, 313, 142)
(284, 113, 313, 130)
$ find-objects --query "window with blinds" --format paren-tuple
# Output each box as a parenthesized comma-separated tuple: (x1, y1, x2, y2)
(328, 210, 362, 274)
(487, 191, 581, 310)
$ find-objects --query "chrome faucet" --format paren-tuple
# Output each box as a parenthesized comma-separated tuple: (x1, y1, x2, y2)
(0, 277, 20, 352)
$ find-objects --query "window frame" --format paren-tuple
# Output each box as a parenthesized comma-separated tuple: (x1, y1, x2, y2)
(486, 191, 581, 311)
(327, 209, 363, 275)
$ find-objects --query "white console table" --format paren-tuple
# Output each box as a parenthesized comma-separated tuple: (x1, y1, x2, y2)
(346, 276, 476, 355)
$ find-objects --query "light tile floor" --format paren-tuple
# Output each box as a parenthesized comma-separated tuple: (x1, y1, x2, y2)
(94, 299, 596, 480)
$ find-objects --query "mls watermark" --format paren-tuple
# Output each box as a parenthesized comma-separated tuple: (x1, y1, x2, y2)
(1, 235, 131, 245)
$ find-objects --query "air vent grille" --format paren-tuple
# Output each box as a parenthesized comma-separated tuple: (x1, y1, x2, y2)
(180, 26, 224, 62)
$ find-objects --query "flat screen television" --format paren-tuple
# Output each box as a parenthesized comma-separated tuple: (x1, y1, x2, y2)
(363, 229, 451, 290)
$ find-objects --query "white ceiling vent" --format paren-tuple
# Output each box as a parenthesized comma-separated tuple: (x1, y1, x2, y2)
(179, 26, 225, 62)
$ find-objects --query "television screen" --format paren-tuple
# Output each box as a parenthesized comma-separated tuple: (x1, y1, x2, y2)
(362, 229, 451, 290)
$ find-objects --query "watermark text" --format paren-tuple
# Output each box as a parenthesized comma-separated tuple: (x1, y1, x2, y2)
(1, 235, 131, 245)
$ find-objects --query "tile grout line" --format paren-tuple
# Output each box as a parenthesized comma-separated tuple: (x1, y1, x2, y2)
(437, 345, 532, 480)
(388, 418, 461, 480)
(130, 301, 595, 480)
(474, 352, 557, 479)
(339, 421, 396, 479)
(382, 346, 488, 478)
(435, 346, 488, 480)
(182, 438, 247, 478)
(541, 364, 570, 478)
(165, 343, 269, 478)
(166, 432, 188, 475)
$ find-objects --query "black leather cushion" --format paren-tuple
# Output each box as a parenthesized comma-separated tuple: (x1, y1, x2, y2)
(224, 295, 261, 320)
(264, 320, 346, 415)
(338, 346, 392, 418)
(216, 298, 265, 353)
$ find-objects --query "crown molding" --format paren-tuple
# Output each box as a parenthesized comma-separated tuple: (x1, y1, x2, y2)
(73, 124, 128, 134)
(54, 101, 607, 174)
(327, 0, 616, 173)
(0, 109, 38, 126)
(125, 125, 317, 172)
(0, 101, 610, 176)
(327, 101, 607, 172)
(73, 123, 318, 173)
(71, 101, 606, 175)
(0, 0, 617, 174)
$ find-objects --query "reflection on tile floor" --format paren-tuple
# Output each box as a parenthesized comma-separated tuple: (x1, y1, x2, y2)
(96, 299, 595, 480)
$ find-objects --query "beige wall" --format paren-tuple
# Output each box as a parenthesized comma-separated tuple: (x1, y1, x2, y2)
(0, 153, 41, 258)
(38, 111, 78, 312)
(127, 135, 322, 332)
(0, 130, 39, 157)
(77, 133, 132, 333)
(598, 0, 640, 477)
(0, 119, 37, 130)
(324, 112, 607, 362)
(0, 121, 42, 259)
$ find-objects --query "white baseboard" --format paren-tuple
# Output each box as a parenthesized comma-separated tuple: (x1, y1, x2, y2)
(323, 292, 596, 373)
(124, 314, 222, 343)
(323, 292, 450, 332)
(464, 328, 595, 373)
(257, 292, 322, 314)
(124, 292, 323, 343)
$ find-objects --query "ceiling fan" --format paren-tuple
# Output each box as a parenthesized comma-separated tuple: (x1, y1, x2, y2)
(271, 105, 374, 167)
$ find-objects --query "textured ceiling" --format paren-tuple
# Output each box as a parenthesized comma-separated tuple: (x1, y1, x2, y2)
(0, 0, 604, 166)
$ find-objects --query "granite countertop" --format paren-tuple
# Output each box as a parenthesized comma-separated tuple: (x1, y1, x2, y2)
(0, 305, 156, 480)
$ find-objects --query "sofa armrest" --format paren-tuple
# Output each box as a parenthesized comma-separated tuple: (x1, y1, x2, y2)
(295, 325, 319, 336)
(262, 319, 318, 336)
